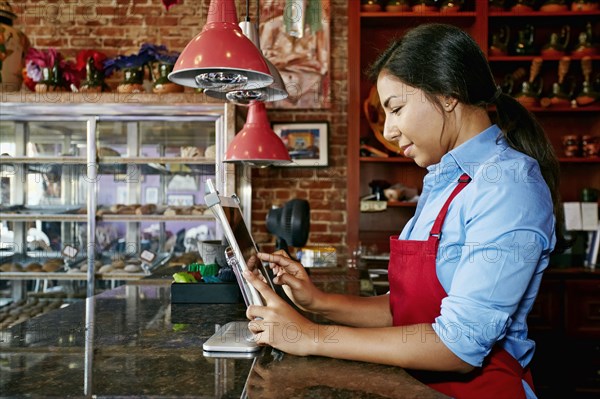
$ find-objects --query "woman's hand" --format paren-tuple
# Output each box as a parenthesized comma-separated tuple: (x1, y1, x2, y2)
(248, 251, 324, 312)
(244, 269, 319, 356)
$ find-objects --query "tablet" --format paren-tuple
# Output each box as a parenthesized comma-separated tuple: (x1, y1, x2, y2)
(204, 179, 274, 307)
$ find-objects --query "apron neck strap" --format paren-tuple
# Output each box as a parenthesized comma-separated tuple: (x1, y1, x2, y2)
(429, 173, 471, 240)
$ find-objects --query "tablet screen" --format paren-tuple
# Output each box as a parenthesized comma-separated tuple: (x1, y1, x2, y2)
(205, 187, 274, 307)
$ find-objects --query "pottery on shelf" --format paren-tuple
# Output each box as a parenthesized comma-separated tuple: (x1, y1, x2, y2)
(152, 62, 183, 94)
(0, 1, 29, 91)
(385, 0, 410, 12)
(440, 0, 463, 12)
(34, 62, 65, 93)
(512, 25, 536, 56)
(79, 57, 107, 93)
(117, 66, 144, 94)
(539, 0, 569, 12)
(411, 1, 438, 12)
(571, 0, 599, 11)
(489, 26, 510, 56)
(541, 25, 570, 57)
(361, 0, 383, 12)
(511, 0, 535, 12)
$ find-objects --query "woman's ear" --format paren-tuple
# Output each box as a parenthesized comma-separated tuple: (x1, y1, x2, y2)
(443, 96, 458, 112)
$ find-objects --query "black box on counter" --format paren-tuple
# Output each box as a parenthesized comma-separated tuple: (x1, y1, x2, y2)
(170, 282, 243, 304)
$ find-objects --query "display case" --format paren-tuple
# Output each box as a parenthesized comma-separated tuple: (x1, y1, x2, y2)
(0, 96, 237, 312)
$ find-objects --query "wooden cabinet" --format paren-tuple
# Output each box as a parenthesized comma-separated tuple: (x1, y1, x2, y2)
(529, 269, 600, 398)
(347, 1, 600, 257)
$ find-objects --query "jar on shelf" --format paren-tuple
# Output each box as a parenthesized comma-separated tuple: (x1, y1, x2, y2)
(152, 62, 183, 94)
(581, 135, 599, 157)
(539, 0, 569, 12)
(385, 0, 410, 12)
(361, 0, 383, 12)
(440, 0, 463, 12)
(561, 134, 580, 157)
(34, 61, 65, 93)
(511, 0, 535, 12)
(571, 0, 599, 11)
(412, 0, 438, 12)
(79, 57, 107, 93)
(117, 66, 144, 94)
(0, 1, 29, 91)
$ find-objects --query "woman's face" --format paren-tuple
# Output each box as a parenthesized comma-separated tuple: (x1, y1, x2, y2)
(377, 71, 452, 167)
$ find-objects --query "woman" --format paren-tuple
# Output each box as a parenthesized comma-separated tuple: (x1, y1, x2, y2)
(244, 24, 567, 399)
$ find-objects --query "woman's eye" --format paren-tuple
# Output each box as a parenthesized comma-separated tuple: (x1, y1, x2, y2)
(390, 107, 402, 115)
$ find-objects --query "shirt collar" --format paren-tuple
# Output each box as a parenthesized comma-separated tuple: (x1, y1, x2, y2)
(427, 124, 505, 179)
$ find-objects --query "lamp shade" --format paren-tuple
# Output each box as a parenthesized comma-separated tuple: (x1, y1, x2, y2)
(205, 21, 288, 104)
(224, 101, 291, 166)
(168, 0, 273, 91)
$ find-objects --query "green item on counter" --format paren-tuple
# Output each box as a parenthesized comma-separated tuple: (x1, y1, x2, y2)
(187, 262, 202, 272)
(172, 271, 198, 283)
(199, 263, 219, 277)
(172, 323, 188, 332)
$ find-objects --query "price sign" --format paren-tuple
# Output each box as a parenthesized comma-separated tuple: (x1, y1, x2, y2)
(140, 250, 156, 263)
(62, 245, 78, 259)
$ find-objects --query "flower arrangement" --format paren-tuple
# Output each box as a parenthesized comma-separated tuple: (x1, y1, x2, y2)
(24, 47, 79, 92)
(75, 50, 109, 93)
(104, 43, 181, 94)
(21, 43, 181, 94)
(161, 0, 180, 11)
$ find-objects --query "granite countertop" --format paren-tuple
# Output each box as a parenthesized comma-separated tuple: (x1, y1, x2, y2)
(0, 283, 447, 398)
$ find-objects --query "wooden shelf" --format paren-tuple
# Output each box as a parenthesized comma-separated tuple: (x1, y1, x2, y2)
(361, 11, 477, 18)
(489, 10, 600, 17)
(558, 157, 600, 163)
(488, 105, 600, 113)
(360, 157, 413, 163)
(489, 56, 600, 61)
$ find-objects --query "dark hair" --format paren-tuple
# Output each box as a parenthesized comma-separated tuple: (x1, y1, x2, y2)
(368, 23, 568, 254)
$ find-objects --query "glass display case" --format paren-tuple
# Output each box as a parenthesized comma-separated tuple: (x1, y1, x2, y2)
(0, 99, 236, 307)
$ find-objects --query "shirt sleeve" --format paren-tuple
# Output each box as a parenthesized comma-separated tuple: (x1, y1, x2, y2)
(432, 158, 555, 367)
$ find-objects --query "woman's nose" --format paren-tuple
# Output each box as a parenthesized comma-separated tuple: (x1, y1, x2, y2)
(383, 118, 396, 142)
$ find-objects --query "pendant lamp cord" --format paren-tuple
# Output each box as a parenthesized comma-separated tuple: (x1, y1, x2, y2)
(245, 0, 250, 22)
(256, 0, 260, 27)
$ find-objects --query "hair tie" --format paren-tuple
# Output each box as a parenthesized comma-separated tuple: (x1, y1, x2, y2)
(489, 87, 503, 104)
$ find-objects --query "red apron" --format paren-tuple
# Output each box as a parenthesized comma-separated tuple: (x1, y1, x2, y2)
(388, 174, 534, 399)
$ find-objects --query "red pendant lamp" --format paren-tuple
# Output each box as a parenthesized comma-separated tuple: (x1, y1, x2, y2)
(204, 20, 288, 104)
(168, 0, 273, 91)
(224, 101, 291, 166)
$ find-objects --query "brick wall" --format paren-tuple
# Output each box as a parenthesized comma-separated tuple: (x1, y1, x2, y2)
(13, 0, 349, 255)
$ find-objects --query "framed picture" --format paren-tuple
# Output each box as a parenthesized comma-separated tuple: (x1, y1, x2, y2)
(167, 194, 195, 206)
(272, 122, 329, 167)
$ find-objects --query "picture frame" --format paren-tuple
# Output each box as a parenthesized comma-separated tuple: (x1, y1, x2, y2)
(272, 122, 329, 167)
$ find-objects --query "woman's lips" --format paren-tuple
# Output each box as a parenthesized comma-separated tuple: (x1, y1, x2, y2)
(401, 144, 414, 157)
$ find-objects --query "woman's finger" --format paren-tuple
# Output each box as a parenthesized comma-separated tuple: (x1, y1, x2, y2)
(257, 252, 301, 275)
(244, 270, 278, 303)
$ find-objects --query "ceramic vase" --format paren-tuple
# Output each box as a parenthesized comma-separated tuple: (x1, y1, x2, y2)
(152, 63, 183, 94)
(117, 66, 144, 94)
(0, 1, 29, 91)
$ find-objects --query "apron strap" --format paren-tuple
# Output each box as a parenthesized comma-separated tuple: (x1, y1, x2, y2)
(429, 173, 471, 240)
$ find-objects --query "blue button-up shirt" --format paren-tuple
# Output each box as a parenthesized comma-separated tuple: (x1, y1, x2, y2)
(399, 125, 555, 384)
